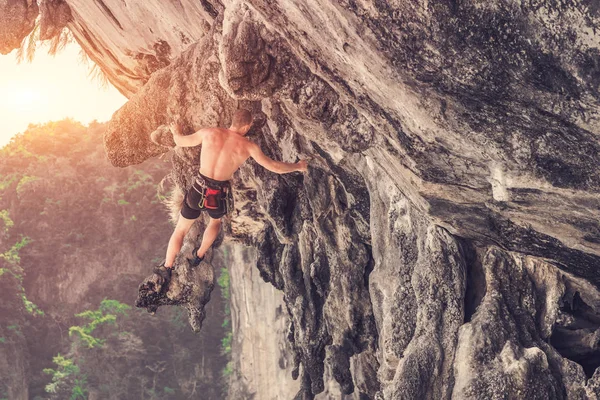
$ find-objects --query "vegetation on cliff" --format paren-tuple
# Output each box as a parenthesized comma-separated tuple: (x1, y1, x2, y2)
(0, 120, 229, 399)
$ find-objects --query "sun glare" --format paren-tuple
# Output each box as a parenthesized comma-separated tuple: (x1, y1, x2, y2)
(0, 82, 50, 117)
(13, 88, 45, 112)
(0, 43, 127, 147)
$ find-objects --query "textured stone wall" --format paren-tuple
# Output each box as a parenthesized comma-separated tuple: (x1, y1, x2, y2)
(224, 243, 300, 399)
(3, 0, 600, 398)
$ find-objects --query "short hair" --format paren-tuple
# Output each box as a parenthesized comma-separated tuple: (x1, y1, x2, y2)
(232, 109, 252, 127)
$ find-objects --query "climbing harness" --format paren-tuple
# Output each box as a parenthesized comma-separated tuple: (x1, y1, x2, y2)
(192, 174, 234, 214)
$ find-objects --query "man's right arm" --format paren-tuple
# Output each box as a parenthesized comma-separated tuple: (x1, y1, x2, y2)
(248, 143, 307, 174)
(169, 122, 206, 147)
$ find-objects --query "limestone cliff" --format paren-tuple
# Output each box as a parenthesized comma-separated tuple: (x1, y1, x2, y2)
(3, 0, 600, 398)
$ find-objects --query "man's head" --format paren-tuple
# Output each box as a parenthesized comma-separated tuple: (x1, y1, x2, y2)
(230, 109, 253, 135)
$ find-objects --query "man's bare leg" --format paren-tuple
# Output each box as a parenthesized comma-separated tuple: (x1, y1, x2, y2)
(165, 215, 196, 268)
(195, 217, 222, 259)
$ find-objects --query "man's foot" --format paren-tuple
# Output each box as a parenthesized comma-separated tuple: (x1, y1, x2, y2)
(188, 246, 205, 268)
(153, 264, 172, 285)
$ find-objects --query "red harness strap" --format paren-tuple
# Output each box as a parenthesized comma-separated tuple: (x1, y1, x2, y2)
(203, 188, 222, 209)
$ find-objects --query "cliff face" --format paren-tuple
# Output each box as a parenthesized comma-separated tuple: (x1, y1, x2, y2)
(224, 243, 300, 399)
(3, 0, 600, 398)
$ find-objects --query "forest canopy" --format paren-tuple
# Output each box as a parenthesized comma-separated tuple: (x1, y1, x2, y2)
(0, 120, 228, 400)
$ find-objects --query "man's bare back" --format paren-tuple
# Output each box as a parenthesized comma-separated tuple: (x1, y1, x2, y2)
(198, 128, 253, 181)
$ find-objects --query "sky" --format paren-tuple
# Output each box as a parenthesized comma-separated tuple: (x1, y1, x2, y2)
(0, 42, 127, 147)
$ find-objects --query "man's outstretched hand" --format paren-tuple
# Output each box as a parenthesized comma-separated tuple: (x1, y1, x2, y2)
(297, 160, 308, 172)
(169, 122, 183, 136)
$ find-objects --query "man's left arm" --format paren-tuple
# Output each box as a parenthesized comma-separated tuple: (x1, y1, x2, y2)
(169, 123, 205, 147)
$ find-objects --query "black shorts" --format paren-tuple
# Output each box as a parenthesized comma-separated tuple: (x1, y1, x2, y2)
(181, 174, 231, 220)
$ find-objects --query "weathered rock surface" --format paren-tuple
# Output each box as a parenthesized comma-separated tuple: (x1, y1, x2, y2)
(452, 248, 600, 399)
(135, 253, 215, 333)
(4, 0, 600, 398)
(38, 0, 71, 41)
(0, 0, 38, 54)
(225, 243, 300, 399)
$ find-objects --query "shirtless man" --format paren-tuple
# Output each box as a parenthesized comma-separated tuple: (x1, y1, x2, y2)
(154, 109, 307, 282)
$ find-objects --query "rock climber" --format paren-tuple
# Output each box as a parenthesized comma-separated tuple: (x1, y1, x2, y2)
(153, 109, 308, 283)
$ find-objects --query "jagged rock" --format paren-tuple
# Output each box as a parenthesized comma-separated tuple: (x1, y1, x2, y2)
(38, 0, 71, 40)
(104, 37, 238, 167)
(218, 2, 282, 100)
(358, 157, 467, 400)
(63, 0, 217, 96)
(5, 0, 600, 398)
(120, 2, 600, 396)
(452, 248, 600, 399)
(0, 0, 38, 54)
(135, 247, 216, 333)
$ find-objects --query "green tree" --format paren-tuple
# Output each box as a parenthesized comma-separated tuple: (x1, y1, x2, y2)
(43, 355, 87, 399)
(69, 299, 130, 348)
(45, 300, 134, 399)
